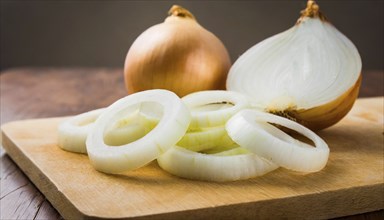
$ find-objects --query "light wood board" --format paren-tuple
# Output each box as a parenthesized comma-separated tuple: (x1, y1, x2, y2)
(1, 97, 383, 220)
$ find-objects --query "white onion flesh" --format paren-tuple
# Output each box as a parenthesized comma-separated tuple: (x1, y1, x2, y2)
(58, 89, 330, 180)
(177, 126, 236, 152)
(103, 109, 156, 146)
(226, 110, 329, 172)
(182, 90, 250, 128)
(227, 17, 361, 111)
(157, 145, 278, 182)
(57, 108, 104, 154)
(86, 90, 191, 174)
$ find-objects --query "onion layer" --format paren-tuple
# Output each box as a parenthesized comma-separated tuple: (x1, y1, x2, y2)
(58, 108, 104, 154)
(226, 110, 329, 172)
(177, 126, 235, 152)
(86, 90, 191, 174)
(182, 90, 250, 129)
(157, 145, 278, 182)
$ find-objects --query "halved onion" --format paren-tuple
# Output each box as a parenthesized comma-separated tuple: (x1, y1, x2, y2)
(86, 89, 191, 174)
(157, 145, 278, 182)
(182, 90, 250, 129)
(58, 108, 104, 154)
(226, 0, 362, 131)
(226, 110, 329, 172)
(177, 126, 235, 152)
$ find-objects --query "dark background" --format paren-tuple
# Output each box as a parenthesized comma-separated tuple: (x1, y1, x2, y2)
(1, 0, 383, 71)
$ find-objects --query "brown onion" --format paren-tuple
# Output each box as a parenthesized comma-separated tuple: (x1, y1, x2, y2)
(124, 5, 231, 97)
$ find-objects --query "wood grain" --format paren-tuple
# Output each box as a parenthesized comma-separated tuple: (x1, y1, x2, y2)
(1, 97, 383, 219)
(0, 68, 383, 220)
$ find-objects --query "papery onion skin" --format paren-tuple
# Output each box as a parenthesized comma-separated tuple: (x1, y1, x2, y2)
(124, 5, 231, 97)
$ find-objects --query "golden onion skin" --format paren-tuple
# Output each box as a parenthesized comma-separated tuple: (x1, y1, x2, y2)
(124, 5, 231, 97)
(286, 74, 362, 131)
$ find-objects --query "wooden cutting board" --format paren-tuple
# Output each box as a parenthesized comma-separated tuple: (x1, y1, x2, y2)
(1, 97, 383, 220)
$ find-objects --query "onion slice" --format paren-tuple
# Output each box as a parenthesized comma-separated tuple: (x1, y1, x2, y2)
(178, 126, 236, 152)
(58, 108, 104, 154)
(182, 90, 250, 129)
(86, 89, 191, 174)
(103, 109, 155, 146)
(157, 145, 278, 182)
(226, 110, 329, 172)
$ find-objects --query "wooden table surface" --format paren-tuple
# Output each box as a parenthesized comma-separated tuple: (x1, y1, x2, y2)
(0, 68, 383, 219)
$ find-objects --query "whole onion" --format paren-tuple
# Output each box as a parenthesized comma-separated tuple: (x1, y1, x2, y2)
(124, 5, 231, 97)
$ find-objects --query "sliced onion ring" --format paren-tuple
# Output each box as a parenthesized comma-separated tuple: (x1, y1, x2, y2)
(177, 126, 236, 152)
(58, 108, 104, 154)
(226, 110, 329, 173)
(157, 145, 278, 182)
(86, 89, 191, 174)
(182, 90, 250, 129)
(103, 110, 151, 146)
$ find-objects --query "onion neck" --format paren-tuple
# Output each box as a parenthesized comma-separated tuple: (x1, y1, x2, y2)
(168, 5, 196, 20)
(297, 0, 327, 24)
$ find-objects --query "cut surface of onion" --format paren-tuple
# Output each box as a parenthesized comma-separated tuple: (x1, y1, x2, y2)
(226, 0, 362, 130)
(226, 110, 329, 172)
(58, 108, 104, 154)
(182, 90, 250, 129)
(227, 17, 361, 110)
(177, 126, 236, 152)
(157, 145, 278, 182)
(86, 89, 191, 174)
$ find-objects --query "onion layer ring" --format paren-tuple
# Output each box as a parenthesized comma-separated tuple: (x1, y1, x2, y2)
(226, 110, 329, 172)
(182, 90, 250, 129)
(86, 90, 191, 174)
(157, 145, 278, 182)
(58, 108, 104, 154)
(177, 126, 235, 152)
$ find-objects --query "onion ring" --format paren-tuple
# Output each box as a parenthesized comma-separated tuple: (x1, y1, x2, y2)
(58, 108, 104, 154)
(157, 145, 278, 182)
(178, 126, 235, 152)
(226, 110, 329, 172)
(182, 90, 250, 129)
(86, 89, 191, 174)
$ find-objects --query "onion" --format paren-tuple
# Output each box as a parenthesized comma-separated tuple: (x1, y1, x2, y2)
(57, 108, 104, 154)
(86, 90, 191, 174)
(103, 109, 155, 146)
(124, 5, 231, 97)
(226, 110, 329, 172)
(157, 145, 278, 182)
(177, 126, 235, 152)
(57, 108, 159, 153)
(58, 89, 329, 180)
(226, 0, 362, 130)
(182, 90, 250, 129)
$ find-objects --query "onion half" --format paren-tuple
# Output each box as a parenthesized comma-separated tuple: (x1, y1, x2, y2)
(226, 0, 362, 130)
(86, 90, 191, 174)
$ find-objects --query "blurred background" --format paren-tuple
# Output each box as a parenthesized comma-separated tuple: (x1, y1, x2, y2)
(1, 0, 383, 71)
